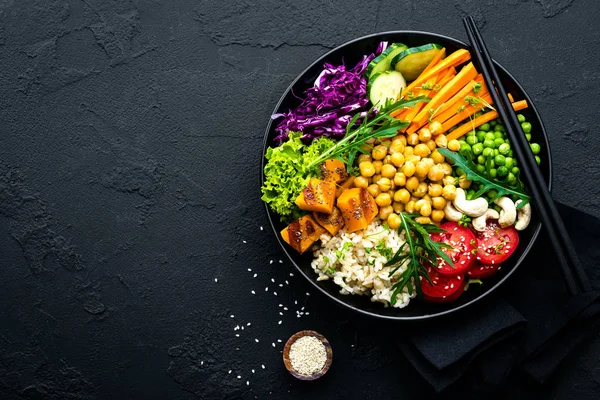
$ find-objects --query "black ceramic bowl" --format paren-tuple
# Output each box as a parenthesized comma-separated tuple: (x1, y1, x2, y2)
(261, 31, 552, 320)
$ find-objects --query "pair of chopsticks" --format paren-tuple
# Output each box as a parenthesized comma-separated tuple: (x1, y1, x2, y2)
(463, 16, 591, 296)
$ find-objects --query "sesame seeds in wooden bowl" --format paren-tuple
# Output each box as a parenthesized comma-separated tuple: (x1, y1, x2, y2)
(283, 330, 332, 381)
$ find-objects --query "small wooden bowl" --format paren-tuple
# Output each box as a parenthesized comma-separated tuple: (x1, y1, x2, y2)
(282, 330, 332, 381)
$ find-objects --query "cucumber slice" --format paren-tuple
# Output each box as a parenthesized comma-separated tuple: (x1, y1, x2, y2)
(365, 43, 408, 79)
(391, 43, 443, 81)
(368, 71, 407, 108)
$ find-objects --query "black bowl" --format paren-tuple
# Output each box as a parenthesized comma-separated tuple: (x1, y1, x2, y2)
(261, 31, 552, 320)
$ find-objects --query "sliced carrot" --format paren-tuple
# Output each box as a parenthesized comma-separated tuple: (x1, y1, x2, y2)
(421, 47, 447, 74)
(508, 93, 514, 102)
(438, 92, 492, 131)
(402, 49, 471, 95)
(445, 100, 529, 141)
(407, 62, 478, 133)
(396, 71, 443, 126)
(436, 75, 484, 116)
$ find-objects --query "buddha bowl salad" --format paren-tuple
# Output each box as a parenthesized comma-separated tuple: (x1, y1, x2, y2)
(261, 42, 543, 308)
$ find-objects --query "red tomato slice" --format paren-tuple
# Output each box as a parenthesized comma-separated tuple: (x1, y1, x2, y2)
(474, 220, 519, 265)
(430, 222, 476, 276)
(421, 265, 466, 303)
(467, 263, 501, 279)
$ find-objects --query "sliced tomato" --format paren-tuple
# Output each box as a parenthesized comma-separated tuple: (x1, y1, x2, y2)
(467, 263, 501, 279)
(429, 222, 476, 276)
(474, 220, 519, 265)
(421, 265, 466, 303)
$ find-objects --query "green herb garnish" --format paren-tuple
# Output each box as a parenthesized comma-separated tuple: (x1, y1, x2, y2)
(386, 213, 455, 305)
(439, 148, 529, 207)
(473, 82, 482, 94)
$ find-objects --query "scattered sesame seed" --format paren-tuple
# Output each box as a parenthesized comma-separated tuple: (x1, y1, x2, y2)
(271, 278, 275, 283)
(251, 290, 256, 295)
(201, 361, 204, 365)
(279, 284, 283, 287)
(260, 226, 263, 231)
(243, 240, 247, 244)
(237, 375, 241, 379)
(278, 320, 282, 325)
(234, 325, 239, 330)
(306, 292, 310, 296)
(230, 315, 235, 318)
(253, 273, 257, 278)
(278, 260, 283, 264)
(246, 381, 249, 386)
(269, 260, 274, 265)
(272, 343, 276, 347)
(228, 370, 232, 374)
(252, 369, 255, 373)
(262, 365, 265, 369)
(215, 278, 218, 282)
(305, 312, 310, 315)
(279, 312, 283, 316)
(278, 304, 283, 307)
(241, 326, 244, 330)
(290, 273, 294, 277)
(285, 280, 289, 285)
(294, 301, 298, 305)
(274, 292, 278, 296)
(255, 339, 259, 343)
(248, 268, 252, 272)
(277, 339, 282, 343)
(247, 322, 251, 326)
(236, 334, 240, 337)
(283, 307, 288, 311)
(265, 287, 269, 292)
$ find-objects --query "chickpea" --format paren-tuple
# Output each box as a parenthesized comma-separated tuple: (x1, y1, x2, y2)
(403, 146, 414, 157)
(367, 184, 381, 198)
(435, 134, 448, 148)
(415, 161, 431, 179)
(405, 200, 416, 213)
(442, 184, 457, 200)
(418, 128, 432, 142)
(393, 172, 406, 187)
(392, 201, 405, 213)
(427, 164, 445, 182)
(394, 188, 410, 204)
(389, 139, 405, 154)
(372, 145, 388, 160)
(387, 213, 401, 230)
(375, 193, 392, 207)
(442, 175, 456, 186)
(458, 176, 472, 189)
(413, 182, 428, 197)
(373, 160, 383, 174)
(422, 194, 432, 202)
(358, 154, 372, 164)
(432, 196, 447, 210)
(396, 135, 407, 146)
(383, 155, 392, 165)
(405, 154, 421, 164)
(447, 139, 461, 151)
(440, 162, 453, 176)
(354, 176, 369, 189)
(405, 176, 419, 192)
(428, 121, 442, 135)
(428, 183, 443, 197)
(378, 205, 393, 220)
(422, 157, 435, 167)
(377, 177, 392, 192)
(403, 161, 416, 177)
(414, 198, 427, 212)
(414, 143, 431, 157)
(431, 209, 445, 222)
(390, 152, 405, 167)
(425, 139, 437, 151)
(415, 216, 431, 224)
(407, 133, 420, 145)
(431, 150, 445, 164)
(380, 140, 391, 148)
(359, 161, 375, 177)
(359, 144, 373, 153)
(420, 202, 432, 217)
(372, 174, 382, 184)
(381, 164, 396, 179)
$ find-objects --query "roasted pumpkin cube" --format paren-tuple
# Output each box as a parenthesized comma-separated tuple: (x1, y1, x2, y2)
(337, 188, 378, 233)
(280, 214, 326, 254)
(335, 176, 355, 198)
(313, 206, 344, 236)
(295, 178, 336, 214)
(320, 159, 348, 183)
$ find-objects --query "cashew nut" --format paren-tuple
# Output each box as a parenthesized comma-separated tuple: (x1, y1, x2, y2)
(453, 188, 488, 217)
(472, 209, 500, 231)
(443, 201, 463, 222)
(494, 196, 517, 228)
(514, 200, 532, 231)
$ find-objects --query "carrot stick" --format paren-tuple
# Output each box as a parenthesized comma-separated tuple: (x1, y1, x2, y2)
(445, 100, 529, 141)
(407, 62, 478, 133)
(435, 75, 484, 116)
(438, 92, 492, 130)
(395, 72, 442, 126)
(436, 67, 456, 87)
(402, 49, 471, 95)
(508, 93, 514, 102)
(421, 47, 446, 74)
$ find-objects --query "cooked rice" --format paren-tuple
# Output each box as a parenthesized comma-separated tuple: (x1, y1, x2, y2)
(311, 218, 414, 308)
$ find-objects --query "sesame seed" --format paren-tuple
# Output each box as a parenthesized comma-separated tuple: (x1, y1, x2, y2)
(235, 334, 240, 337)
(241, 326, 244, 330)
(279, 284, 283, 287)
(251, 290, 255, 295)
(247, 322, 251, 326)
(215, 278, 218, 282)
(285, 280, 289, 285)
(290, 273, 294, 277)
(274, 292, 278, 296)
(252, 369, 255, 373)
(272, 343, 276, 347)
(265, 287, 269, 292)
(243, 240, 247, 244)
(283, 307, 288, 311)
(279, 312, 283, 316)
(278, 260, 283, 264)
(237, 375, 241, 379)
(253, 273, 257, 278)
(248, 268, 252, 272)
(277, 339, 282, 343)
(262, 365, 265, 369)
(271, 278, 275, 283)
(246, 381, 249, 386)
(288, 336, 327, 376)
(201, 361, 204, 365)
(260, 226, 263, 231)
(255, 339, 259, 343)
(270, 260, 273, 264)
(228, 370, 232, 374)
(305, 312, 310, 315)
(278, 320, 282, 325)
(450, 283, 454, 288)
(230, 315, 235, 318)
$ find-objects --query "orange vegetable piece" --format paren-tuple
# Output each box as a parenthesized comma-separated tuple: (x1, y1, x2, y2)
(319, 159, 348, 183)
(280, 215, 326, 254)
(336, 176, 355, 198)
(402, 49, 471, 95)
(295, 178, 336, 214)
(336, 188, 378, 233)
(438, 92, 493, 132)
(313, 207, 345, 236)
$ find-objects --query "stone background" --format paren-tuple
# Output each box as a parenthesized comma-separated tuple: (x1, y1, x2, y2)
(0, 0, 599, 399)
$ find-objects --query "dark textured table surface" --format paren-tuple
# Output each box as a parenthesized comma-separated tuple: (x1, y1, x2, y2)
(1, 1, 600, 399)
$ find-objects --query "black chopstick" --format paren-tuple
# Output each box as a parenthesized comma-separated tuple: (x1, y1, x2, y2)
(463, 16, 591, 295)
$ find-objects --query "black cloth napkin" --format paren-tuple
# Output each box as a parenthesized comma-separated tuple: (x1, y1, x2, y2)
(400, 202, 600, 392)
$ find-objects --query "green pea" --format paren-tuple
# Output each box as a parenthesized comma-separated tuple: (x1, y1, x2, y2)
(483, 139, 495, 149)
(494, 124, 505, 133)
(479, 123, 491, 132)
(508, 150, 513, 157)
(497, 166, 508, 177)
(458, 139, 466, 146)
(486, 159, 495, 170)
(487, 189, 498, 198)
(511, 167, 520, 175)
(476, 131, 487, 142)
(498, 143, 511, 155)
(459, 144, 471, 157)
(477, 155, 486, 164)
(482, 147, 493, 157)
(525, 133, 531, 141)
(505, 157, 514, 169)
(489, 168, 497, 178)
(473, 143, 484, 155)
(490, 120, 497, 126)
(456, 167, 465, 176)
(507, 173, 516, 184)
(494, 131, 504, 139)
(521, 122, 532, 133)
(530, 143, 541, 154)
(494, 154, 506, 166)
(494, 137, 505, 148)
(476, 164, 486, 173)
(535, 155, 541, 165)
(517, 114, 526, 123)
(484, 132, 496, 141)
(466, 135, 478, 145)
(493, 149, 499, 157)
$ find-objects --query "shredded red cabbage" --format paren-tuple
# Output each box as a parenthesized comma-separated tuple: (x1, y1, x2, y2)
(272, 42, 388, 144)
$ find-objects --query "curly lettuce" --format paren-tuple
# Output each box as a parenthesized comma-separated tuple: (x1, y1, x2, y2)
(261, 132, 335, 222)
